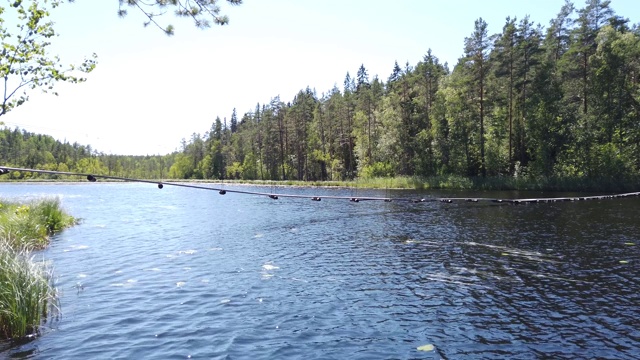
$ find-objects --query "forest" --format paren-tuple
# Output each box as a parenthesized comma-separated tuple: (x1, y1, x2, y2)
(1, 0, 639, 186)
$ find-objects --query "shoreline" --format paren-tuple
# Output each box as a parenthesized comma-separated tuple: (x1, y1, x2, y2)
(1, 175, 639, 193)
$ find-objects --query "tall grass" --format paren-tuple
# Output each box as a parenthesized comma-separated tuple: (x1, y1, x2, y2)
(0, 240, 59, 339)
(0, 198, 76, 250)
(0, 198, 74, 340)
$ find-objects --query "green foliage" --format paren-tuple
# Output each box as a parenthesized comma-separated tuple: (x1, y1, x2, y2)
(36, 197, 73, 233)
(359, 162, 394, 179)
(2, 1, 640, 192)
(0, 0, 97, 117)
(241, 152, 258, 180)
(0, 198, 76, 249)
(168, 152, 192, 179)
(587, 142, 631, 179)
(225, 161, 242, 179)
(118, 0, 243, 35)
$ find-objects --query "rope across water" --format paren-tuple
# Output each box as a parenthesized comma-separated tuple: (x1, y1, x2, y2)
(1, 166, 639, 204)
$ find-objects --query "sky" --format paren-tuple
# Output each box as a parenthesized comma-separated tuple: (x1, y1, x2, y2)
(2, 0, 639, 155)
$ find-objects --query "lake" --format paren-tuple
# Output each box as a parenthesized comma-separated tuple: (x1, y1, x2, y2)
(0, 183, 638, 359)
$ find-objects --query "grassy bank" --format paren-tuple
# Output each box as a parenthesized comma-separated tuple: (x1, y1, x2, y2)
(3, 174, 639, 193)
(212, 175, 640, 193)
(0, 198, 76, 340)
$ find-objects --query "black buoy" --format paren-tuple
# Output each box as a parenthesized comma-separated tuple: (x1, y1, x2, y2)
(87, 175, 97, 182)
(350, 198, 360, 203)
(269, 195, 278, 200)
(311, 197, 321, 201)
(0, 168, 9, 175)
(219, 190, 226, 195)
(157, 183, 164, 189)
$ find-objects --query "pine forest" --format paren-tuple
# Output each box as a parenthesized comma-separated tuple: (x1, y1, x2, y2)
(2, 1, 640, 189)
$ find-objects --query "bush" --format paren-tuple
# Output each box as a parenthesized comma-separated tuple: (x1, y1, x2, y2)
(359, 162, 395, 179)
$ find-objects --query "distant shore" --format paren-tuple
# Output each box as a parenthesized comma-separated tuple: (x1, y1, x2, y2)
(2, 175, 639, 193)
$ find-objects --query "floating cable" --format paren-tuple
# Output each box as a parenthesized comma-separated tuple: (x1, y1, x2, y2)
(1, 166, 640, 204)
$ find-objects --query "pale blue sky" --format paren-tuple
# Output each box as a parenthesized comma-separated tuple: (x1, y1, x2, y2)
(3, 0, 639, 155)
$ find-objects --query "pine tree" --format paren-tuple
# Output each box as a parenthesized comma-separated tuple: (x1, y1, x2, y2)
(388, 61, 402, 86)
(492, 17, 518, 174)
(356, 64, 370, 91)
(118, 0, 243, 35)
(464, 18, 491, 176)
(230, 108, 238, 133)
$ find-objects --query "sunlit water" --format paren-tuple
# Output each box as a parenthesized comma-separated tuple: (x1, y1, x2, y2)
(0, 183, 638, 359)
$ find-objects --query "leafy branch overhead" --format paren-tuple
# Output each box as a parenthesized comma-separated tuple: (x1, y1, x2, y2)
(0, 0, 97, 117)
(117, 0, 243, 35)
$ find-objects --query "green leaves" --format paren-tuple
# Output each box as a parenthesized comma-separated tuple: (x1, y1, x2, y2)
(0, 0, 97, 117)
(118, 0, 242, 35)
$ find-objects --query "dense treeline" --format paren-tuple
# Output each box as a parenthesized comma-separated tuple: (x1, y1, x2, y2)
(170, 0, 640, 182)
(0, 127, 174, 179)
(1, 0, 639, 183)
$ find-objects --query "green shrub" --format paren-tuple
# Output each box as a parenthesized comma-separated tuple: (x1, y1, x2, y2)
(359, 162, 395, 179)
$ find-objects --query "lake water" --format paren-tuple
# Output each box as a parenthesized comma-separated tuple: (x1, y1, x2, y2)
(0, 183, 638, 359)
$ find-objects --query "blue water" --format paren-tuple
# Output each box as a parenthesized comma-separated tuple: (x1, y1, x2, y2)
(1, 183, 639, 359)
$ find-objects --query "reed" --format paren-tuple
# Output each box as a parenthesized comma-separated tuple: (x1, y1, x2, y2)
(0, 241, 59, 339)
(0, 198, 76, 250)
(0, 198, 73, 339)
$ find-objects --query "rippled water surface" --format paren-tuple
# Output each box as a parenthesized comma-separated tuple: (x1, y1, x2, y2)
(1, 183, 639, 359)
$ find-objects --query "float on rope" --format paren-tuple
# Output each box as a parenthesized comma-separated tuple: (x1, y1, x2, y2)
(1, 166, 640, 205)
